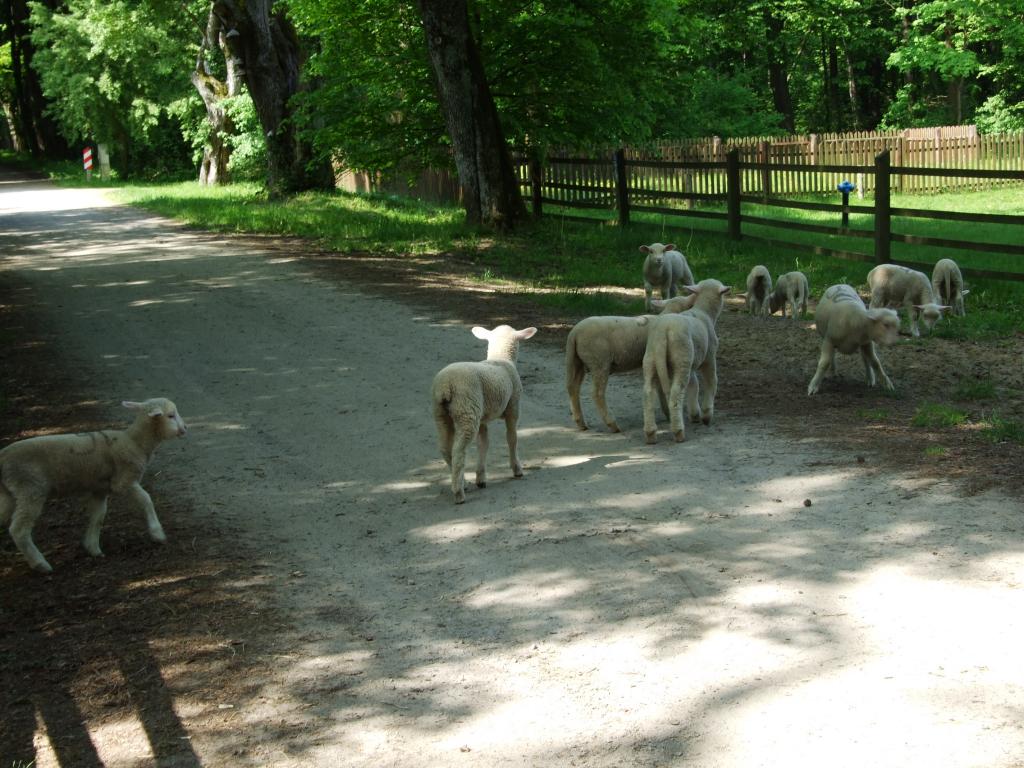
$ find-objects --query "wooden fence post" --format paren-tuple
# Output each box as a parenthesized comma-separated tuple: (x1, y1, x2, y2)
(614, 148, 630, 226)
(726, 149, 741, 241)
(874, 149, 891, 264)
(758, 140, 771, 202)
(529, 155, 543, 218)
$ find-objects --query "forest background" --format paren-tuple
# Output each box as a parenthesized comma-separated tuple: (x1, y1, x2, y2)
(2, 0, 1022, 227)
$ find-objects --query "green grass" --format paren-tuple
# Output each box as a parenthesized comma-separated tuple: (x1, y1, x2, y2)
(857, 408, 890, 421)
(924, 445, 949, 457)
(980, 413, 1024, 444)
(912, 402, 969, 428)
(953, 378, 998, 400)
(5, 151, 1020, 333)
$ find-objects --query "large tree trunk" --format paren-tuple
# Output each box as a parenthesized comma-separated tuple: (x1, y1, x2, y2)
(3, 0, 67, 157)
(211, 0, 332, 196)
(192, 5, 242, 185)
(764, 10, 795, 132)
(418, 0, 525, 230)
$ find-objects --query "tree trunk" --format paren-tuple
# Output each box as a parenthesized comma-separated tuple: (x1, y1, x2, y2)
(192, 5, 242, 185)
(827, 42, 841, 130)
(212, 0, 332, 197)
(3, 0, 67, 157)
(418, 0, 525, 230)
(842, 42, 862, 129)
(764, 10, 795, 132)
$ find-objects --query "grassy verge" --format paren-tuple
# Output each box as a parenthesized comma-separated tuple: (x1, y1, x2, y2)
(8, 153, 1021, 337)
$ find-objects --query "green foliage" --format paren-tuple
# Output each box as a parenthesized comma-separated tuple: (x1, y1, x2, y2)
(974, 94, 1024, 133)
(912, 402, 968, 428)
(28, 0, 196, 176)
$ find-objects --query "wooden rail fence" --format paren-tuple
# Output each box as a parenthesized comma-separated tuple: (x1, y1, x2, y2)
(520, 149, 1024, 283)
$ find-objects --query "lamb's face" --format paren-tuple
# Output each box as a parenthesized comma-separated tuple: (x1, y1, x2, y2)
(125, 398, 187, 438)
(868, 309, 901, 345)
(640, 243, 673, 271)
(916, 304, 946, 332)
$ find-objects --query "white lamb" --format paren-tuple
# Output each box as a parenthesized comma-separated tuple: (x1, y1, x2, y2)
(867, 263, 950, 336)
(431, 325, 537, 504)
(641, 279, 731, 443)
(807, 284, 901, 396)
(639, 242, 695, 311)
(745, 265, 772, 318)
(0, 398, 187, 573)
(931, 258, 968, 317)
(565, 293, 698, 432)
(769, 270, 810, 320)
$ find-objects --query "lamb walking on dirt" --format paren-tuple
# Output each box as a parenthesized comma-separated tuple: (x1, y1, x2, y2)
(745, 265, 772, 319)
(432, 325, 537, 504)
(807, 284, 901, 396)
(770, 270, 810, 320)
(639, 242, 694, 311)
(642, 279, 731, 443)
(0, 398, 187, 573)
(867, 263, 950, 336)
(565, 294, 698, 432)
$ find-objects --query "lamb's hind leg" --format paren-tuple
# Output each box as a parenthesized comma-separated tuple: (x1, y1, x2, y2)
(449, 422, 475, 504)
(591, 369, 620, 432)
(0, 484, 12, 529)
(504, 402, 524, 478)
(698, 356, 718, 426)
(8, 491, 52, 573)
(475, 423, 489, 488)
(82, 493, 109, 557)
(433, 407, 455, 469)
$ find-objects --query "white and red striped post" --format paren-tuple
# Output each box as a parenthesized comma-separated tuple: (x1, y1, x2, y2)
(82, 147, 93, 180)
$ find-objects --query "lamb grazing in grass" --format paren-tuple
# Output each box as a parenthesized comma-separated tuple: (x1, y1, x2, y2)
(807, 284, 901, 396)
(932, 258, 968, 317)
(565, 293, 698, 432)
(642, 279, 731, 443)
(639, 242, 694, 311)
(745, 265, 772, 318)
(769, 270, 810, 320)
(867, 263, 950, 337)
(0, 398, 187, 573)
(432, 325, 537, 504)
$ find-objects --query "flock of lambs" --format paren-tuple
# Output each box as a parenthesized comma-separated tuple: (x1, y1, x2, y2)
(431, 242, 968, 504)
(0, 243, 969, 571)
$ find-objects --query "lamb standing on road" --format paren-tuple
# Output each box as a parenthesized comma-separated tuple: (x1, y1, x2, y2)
(432, 325, 537, 504)
(565, 293, 698, 432)
(639, 242, 694, 311)
(0, 398, 187, 573)
(770, 270, 810, 320)
(867, 263, 950, 336)
(932, 258, 968, 317)
(642, 279, 731, 443)
(807, 284, 901, 396)
(745, 265, 772, 319)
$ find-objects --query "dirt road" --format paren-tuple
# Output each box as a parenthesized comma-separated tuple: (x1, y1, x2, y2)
(2, 171, 1023, 767)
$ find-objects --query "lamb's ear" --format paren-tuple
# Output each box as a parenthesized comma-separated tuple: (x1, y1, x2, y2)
(719, 286, 732, 295)
(650, 298, 666, 310)
(639, 245, 652, 254)
(682, 284, 699, 295)
(516, 327, 538, 340)
(471, 326, 491, 340)
(122, 400, 142, 411)
(961, 289, 970, 296)
(664, 243, 676, 251)
(940, 305, 953, 314)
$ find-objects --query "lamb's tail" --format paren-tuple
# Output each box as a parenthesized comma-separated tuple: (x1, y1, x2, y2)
(565, 330, 584, 392)
(653, 326, 673, 402)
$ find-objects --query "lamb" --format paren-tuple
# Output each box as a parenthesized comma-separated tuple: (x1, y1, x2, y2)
(565, 293, 698, 432)
(432, 324, 537, 504)
(641, 279, 731, 443)
(769, 270, 810, 320)
(931, 258, 968, 317)
(639, 242, 695, 311)
(867, 263, 950, 336)
(807, 284, 901, 396)
(0, 398, 187, 573)
(745, 265, 772, 318)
